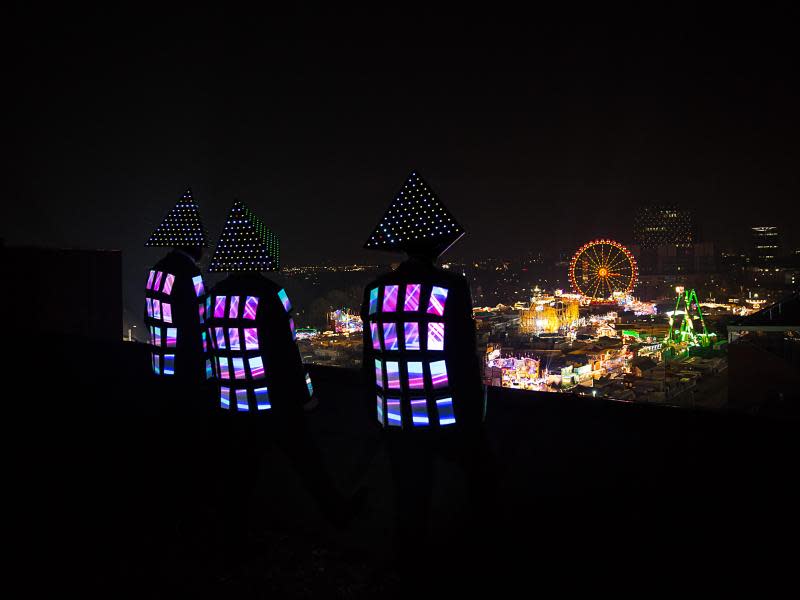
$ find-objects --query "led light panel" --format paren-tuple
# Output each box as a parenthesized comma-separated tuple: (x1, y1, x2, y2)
(368, 288, 379, 315)
(427, 286, 448, 316)
(254, 386, 270, 410)
(383, 285, 398, 312)
(436, 397, 456, 425)
(383, 323, 398, 350)
(370, 322, 381, 350)
(278, 289, 291, 312)
(411, 398, 429, 426)
(228, 328, 240, 350)
(430, 360, 448, 388)
(162, 303, 172, 324)
(407, 361, 425, 389)
(387, 361, 400, 389)
(236, 389, 249, 411)
(145, 188, 209, 248)
(229, 296, 239, 319)
(404, 283, 421, 311)
(213, 296, 226, 319)
(249, 356, 265, 379)
(192, 275, 205, 297)
(162, 273, 175, 296)
(387, 398, 402, 427)
(403, 322, 420, 350)
(428, 322, 445, 351)
(244, 328, 259, 350)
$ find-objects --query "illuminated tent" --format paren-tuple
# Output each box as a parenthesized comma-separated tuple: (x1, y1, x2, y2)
(145, 187, 209, 248)
(364, 171, 465, 258)
(208, 199, 281, 273)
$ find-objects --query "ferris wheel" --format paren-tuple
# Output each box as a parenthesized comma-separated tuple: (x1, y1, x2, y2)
(569, 239, 638, 300)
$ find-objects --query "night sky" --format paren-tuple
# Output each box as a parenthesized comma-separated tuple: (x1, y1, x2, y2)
(7, 10, 799, 314)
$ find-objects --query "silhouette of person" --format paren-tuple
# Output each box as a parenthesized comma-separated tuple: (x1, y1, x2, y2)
(205, 199, 354, 553)
(360, 171, 497, 577)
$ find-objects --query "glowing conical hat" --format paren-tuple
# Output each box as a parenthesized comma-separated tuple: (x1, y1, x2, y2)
(208, 199, 280, 272)
(364, 171, 464, 257)
(145, 187, 209, 248)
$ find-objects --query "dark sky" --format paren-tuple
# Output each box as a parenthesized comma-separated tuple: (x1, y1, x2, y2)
(7, 10, 799, 286)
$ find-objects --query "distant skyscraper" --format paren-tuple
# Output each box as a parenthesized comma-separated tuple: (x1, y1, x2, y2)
(751, 226, 780, 264)
(634, 205, 694, 249)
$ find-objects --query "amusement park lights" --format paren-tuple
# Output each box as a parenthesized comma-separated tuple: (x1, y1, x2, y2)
(569, 239, 638, 300)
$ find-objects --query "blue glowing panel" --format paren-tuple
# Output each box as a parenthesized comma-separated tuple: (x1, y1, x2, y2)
(430, 360, 448, 389)
(165, 327, 177, 348)
(152, 353, 160, 375)
(192, 275, 205, 297)
(228, 328, 240, 350)
(205, 359, 213, 379)
(306, 373, 314, 396)
(229, 296, 240, 319)
(368, 288, 379, 315)
(146, 298, 153, 318)
(202, 331, 208, 353)
(428, 322, 445, 351)
(408, 361, 425, 390)
(220, 386, 230, 409)
(153, 327, 161, 347)
(219, 357, 230, 380)
(387, 398, 402, 427)
(375, 359, 384, 389)
(154, 271, 163, 292)
(436, 397, 456, 425)
(145, 270, 155, 290)
(383, 322, 398, 350)
(254, 386, 271, 410)
(387, 361, 400, 390)
(198, 303, 205, 324)
(244, 328, 259, 350)
(370, 322, 381, 350)
(427, 286, 448, 316)
(404, 284, 421, 311)
(163, 354, 175, 375)
(153, 299, 161, 320)
(278, 288, 291, 312)
(236, 389, 249, 411)
(162, 273, 175, 296)
(232, 357, 245, 380)
(383, 285, 398, 312)
(411, 398, 429, 426)
(205, 296, 212, 318)
(249, 356, 265, 379)
(162, 302, 172, 324)
(403, 322, 420, 350)
(215, 327, 226, 349)
(243, 296, 258, 320)
(376, 394, 385, 426)
(213, 296, 226, 319)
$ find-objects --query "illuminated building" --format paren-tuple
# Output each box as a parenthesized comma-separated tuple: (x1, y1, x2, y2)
(751, 226, 780, 265)
(634, 205, 694, 249)
(519, 299, 579, 333)
(328, 309, 363, 334)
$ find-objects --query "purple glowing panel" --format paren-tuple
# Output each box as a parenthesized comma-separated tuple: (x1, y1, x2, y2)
(152, 299, 161, 321)
(404, 322, 420, 350)
(404, 284, 421, 312)
(387, 398, 402, 427)
(244, 328, 259, 350)
(254, 387, 270, 410)
(162, 302, 173, 324)
(228, 328, 240, 350)
(386, 361, 400, 390)
(151, 353, 160, 375)
(153, 327, 161, 347)
(219, 357, 230, 380)
(370, 323, 381, 350)
(374, 359, 384, 389)
(207, 328, 216, 350)
(430, 360, 449, 389)
(192, 275, 205, 298)
(407, 361, 425, 390)
(249, 356, 265, 379)
(165, 327, 177, 348)
(290, 319, 296, 341)
(426, 286, 448, 316)
(436, 397, 456, 425)
(383, 323, 398, 350)
(220, 386, 230, 409)
(236, 389, 249, 411)
(383, 285, 398, 312)
(146, 270, 155, 290)
(154, 271, 163, 292)
(198, 303, 205, 324)
(428, 322, 445, 351)
(162, 273, 175, 296)
(205, 359, 213, 379)
(215, 327, 226, 350)
(202, 331, 207, 353)
(376, 394, 385, 426)
(411, 398, 429, 426)
(146, 298, 153, 318)
(163, 354, 175, 375)
(213, 296, 226, 319)
(243, 296, 258, 320)
(229, 296, 240, 319)
(368, 288, 379, 315)
(278, 289, 291, 312)
(232, 357, 246, 380)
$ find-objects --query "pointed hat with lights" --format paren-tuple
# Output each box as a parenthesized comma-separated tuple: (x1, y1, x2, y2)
(145, 187, 209, 248)
(364, 171, 465, 258)
(208, 199, 281, 273)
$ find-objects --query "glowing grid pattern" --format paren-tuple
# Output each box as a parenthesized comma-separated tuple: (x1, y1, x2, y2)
(383, 323, 398, 350)
(243, 296, 258, 319)
(376, 395, 385, 426)
(278, 289, 291, 312)
(145, 188, 209, 248)
(403, 322, 420, 350)
(229, 296, 240, 319)
(162, 273, 175, 296)
(244, 328, 259, 350)
(213, 296, 226, 318)
(152, 299, 161, 320)
(387, 398, 402, 427)
(220, 386, 230, 409)
(407, 361, 425, 389)
(163, 354, 175, 375)
(192, 275, 205, 297)
(386, 361, 400, 389)
(436, 398, 456, 425)
(375, 359, 384, 388)
(207, 199, 278, 272)
(228, 328, 240, 350)
(146, 298, 153, 318)
(154, 271, 163, 292)
(404, 284, 421, 311)
(249, 356, 265, 379)
(383, 285, 398, 312)
(430, 360, 448, 389)
(411, 398, 429, 426)
(165, 327, 177, 348)
(146, 270, 155, 290)
(428, 322, 445, 351)
(162, 303, 172, 324)
(215, 327, 226, 349)
(236, 389, 249, 411)
(427, 286, 448, 316)
(370, 323, 381, 350)
(219, 357, 230, 379)
(232, 357, 245, 379)
(368, 288, 379, 314)
(254, 387, 270, 410)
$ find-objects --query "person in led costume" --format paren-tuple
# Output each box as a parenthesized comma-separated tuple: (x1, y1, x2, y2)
(360, 171, 496, 573)
(206, 199, 356, 550)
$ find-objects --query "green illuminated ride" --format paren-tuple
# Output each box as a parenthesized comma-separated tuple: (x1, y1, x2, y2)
(665, 288, 716, 348)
